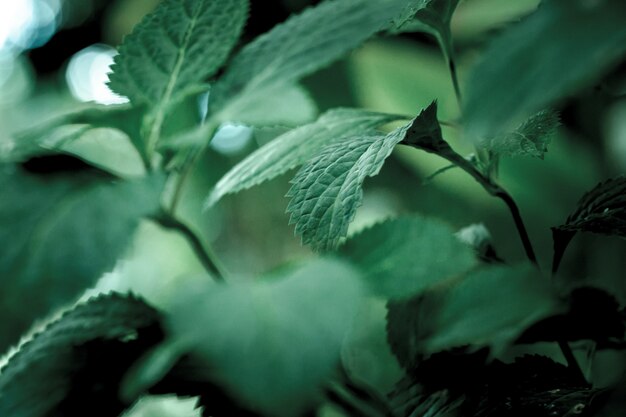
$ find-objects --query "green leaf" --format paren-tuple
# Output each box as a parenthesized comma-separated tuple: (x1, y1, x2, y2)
(0, 293, 162, 417)
(287, 130, 405, 252)
(5, 104, 146, 163)
(387, 264, 562, 364)
(481, 109, 561, 159)
(390, 0, 460, 63)
(220, 83, 319, 127)
(168, 259, 365, 417)
(0, 159, 164, 348)
(551, 177, 626, 273)
(108, 0, 248, 108)
(401, 101, 452, 155)
(206, 108, 404, 207)
(340, 216, 477, 300)
(209, 0, 412, 121)
(465, 0, 626, 138)
(287, 103, 442, 252)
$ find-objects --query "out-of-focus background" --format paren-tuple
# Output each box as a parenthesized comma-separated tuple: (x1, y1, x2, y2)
(1, 0, 625, 414)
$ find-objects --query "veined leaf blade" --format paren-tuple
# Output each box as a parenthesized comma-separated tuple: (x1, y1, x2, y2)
(206, 109, 404, 207)
(0, 293, 162, 417)
(481, 109, 561, 159)
(108, 0, 248, 107)
(287, 103, 441, 251)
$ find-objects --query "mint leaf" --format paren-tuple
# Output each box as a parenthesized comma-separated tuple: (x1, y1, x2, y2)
(481, 109, 560, 159)
(218, 83, 318, 127)
(6, 104, 146, 163)
(206, 108, 404, 207)
(465, 0, 626, 138)
(387, 264, 563, 365)
(109, 0, 248, 108)
(168, 259, 364, 417)
(0, 293, 162, 417)
(287, 127, 407, 252)
(0, 161, 164, 348)
(391, 0, 460, 63)
(287, 103, 441, 252)
(210, 0, 412, 122)
(341, 216, 477, 300)
(402, 101, 452, 155)
(552, 177, 626, 273)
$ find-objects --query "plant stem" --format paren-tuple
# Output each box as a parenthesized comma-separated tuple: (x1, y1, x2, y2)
(448, 58, 463, 106)
(151, 211, 225, 281)
(558, 340, 587, 384)
(168, 120, 219, 215)
(443, 152, 538, 265)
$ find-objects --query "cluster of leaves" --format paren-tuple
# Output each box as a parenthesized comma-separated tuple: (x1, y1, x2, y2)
(2, 0, 626, 416)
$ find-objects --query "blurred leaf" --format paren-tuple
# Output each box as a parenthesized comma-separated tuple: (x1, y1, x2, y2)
(0, 160, 164, 348)
(340, 216, 477, 300)
(219, 83, 318, 127)
(168, 259, 365, 417)
(518, 286, 625, 346)
(6, 105, 146, 163)
(387, 264, 562, 362)
(108, 0, 248, 108)
(465, 0, 626, 139)
(552, 177, 626, 273)
(206, 108, 404, 207)
(390, 0, 461, 64)
(481, 109, 561, 159)
(209, 0, 411, 121)
(0, 293, 163, 417)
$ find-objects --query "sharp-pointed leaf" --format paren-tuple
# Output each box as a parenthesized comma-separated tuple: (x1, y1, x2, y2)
(206, 109, 404, 207)
(387, 264, 563, 365)
(0, 293, 163, 417)
(401, 101, 452, 156)
(168, 259, 365, 417)
(287, 103, 442, 252)
(551, 177, 626, 273)
(210, 0, 413, 121)
(287, 129, 406, 252)
(341, 216, 477, 300)
(0, 159, 164, 348)
(109, 0, 248, 109)
(465, 0, 626, 138)
(480, 109, 560, 159)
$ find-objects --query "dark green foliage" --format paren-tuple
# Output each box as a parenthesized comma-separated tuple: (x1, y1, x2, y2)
(0, 293, 163, 417)
(340, 216, 477, 299)
(464, 0, 626, 138)
(166, 259, 364, 416)
(552, 177, 626, 273)
(0, 159, 164, 348)
(2, 0, 626, 415)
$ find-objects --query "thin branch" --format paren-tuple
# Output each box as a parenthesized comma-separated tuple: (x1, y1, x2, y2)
(558, 340, 587, 384)
(440, 151, 538, 265)
(151, 211, 225, 281)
